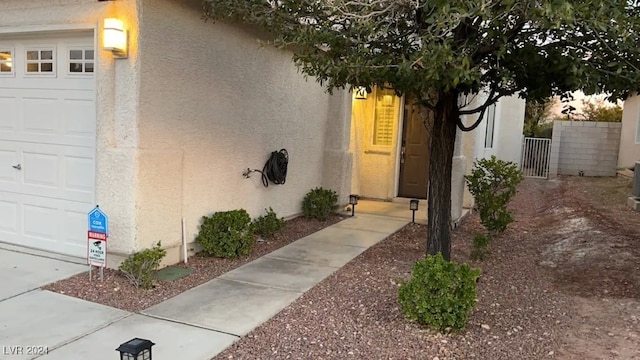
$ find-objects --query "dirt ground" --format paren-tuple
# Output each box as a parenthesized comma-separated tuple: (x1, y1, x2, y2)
(543, 175, 640, 359)
(216, 175, 640, 360)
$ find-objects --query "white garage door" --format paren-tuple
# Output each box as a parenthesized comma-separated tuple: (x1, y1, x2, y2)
(0, 32, 96, 258)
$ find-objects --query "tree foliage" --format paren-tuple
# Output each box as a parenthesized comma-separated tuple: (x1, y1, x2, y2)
(203, 0, 640, 103)
(524, 97, 554, 137)
(578, 99, 623, 122)
(202, 0, 640, 260)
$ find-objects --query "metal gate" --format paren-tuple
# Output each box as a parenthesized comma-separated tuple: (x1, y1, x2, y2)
(521, 137, 551, 178)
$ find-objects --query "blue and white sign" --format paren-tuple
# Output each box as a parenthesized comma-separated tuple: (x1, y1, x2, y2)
(88, 206, 108, 234)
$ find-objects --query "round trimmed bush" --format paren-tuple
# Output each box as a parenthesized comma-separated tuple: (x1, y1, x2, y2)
(196, 209, 254, 258)
(398, 253, 481, 332)
(302, 187, 338, 220)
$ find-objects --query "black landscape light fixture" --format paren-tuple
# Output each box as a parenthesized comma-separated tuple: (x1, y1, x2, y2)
(409, 199, 419, 223)
(349, 194, 359, 216)
(116, 338, 155, 360)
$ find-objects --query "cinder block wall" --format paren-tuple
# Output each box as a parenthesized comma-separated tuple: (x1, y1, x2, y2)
(549, 121, 622, 177)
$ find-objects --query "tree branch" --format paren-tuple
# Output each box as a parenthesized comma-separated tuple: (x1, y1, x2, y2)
(457, 104, 488, 132)
(471, 17, 527, 64)
(458, 88, 502, 115)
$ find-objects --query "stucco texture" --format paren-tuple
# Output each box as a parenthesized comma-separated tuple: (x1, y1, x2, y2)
(494, 95, 526, 165)
(619, 94, 640, 168)
(135, 0, 352, 258)
(472, 94, 526, 166)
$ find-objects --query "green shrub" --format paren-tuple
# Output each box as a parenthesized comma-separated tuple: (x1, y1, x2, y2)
(119, 241, 167, 290)
(465, 155, 524, 234)
(253, 207, 285, 237)
(196, 209, 255, 258)
(399, 253, 481, 332)
(302, 187, 339, 220)
(470, 233, 492, 261)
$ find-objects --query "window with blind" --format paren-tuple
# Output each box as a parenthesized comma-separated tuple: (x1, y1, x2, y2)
(484, 104, 497, 148)
(373, 89, 396, 146)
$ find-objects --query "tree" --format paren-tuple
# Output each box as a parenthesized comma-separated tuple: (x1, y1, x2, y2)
(524, 97, 554, 137)
(202, 0, 640, 261)
(578, 98, 623, 122)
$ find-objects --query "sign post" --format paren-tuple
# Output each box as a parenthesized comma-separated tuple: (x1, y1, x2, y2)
(87, 206, 109, 281)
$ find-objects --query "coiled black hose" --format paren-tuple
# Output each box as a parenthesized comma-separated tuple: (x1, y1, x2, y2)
(260, 149, 288, 187)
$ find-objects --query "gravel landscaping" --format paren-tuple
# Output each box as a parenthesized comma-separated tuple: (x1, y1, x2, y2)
(215, 176, 640, 360)
(43, 214, 344, 312)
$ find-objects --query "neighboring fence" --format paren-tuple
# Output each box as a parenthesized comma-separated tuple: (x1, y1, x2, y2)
(521, 137, 552, 178)
(549, 121, 621, 177)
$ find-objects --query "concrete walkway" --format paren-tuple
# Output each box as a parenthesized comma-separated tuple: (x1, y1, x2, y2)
(0, 213, 408, 360)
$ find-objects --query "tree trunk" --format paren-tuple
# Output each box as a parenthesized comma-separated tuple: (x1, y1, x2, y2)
(426, 91, 459, 261)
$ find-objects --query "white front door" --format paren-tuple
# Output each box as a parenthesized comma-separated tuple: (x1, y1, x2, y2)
(0, 32, 96, 258)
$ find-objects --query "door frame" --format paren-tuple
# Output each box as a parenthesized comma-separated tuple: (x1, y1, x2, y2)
(392, 96, 406, 198)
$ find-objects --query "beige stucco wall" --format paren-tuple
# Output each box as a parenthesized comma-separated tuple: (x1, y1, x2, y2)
(454, 93, 526, 219)
(0, 0, 142, 265)
(135, 0, 352, 262)
(494, 95, 526, 165)
(619, 94, 640, 168)
(349, 89, 401, 200)
(473, 94, 526, 166)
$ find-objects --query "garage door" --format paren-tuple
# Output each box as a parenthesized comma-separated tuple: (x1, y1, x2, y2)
(0, 32, 96, 258)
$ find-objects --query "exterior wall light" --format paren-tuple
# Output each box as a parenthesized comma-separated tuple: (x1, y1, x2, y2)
(116, 338, 155, 360)
(103, 18, 128, 58)
(409, 199, 419, 223)
(349, 194, 359, 217)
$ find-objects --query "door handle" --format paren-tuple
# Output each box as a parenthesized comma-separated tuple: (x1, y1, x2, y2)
(401, 147, 406, 164)
(12, 164, 21, 170)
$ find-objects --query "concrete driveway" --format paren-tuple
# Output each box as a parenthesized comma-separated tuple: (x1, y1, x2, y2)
(0, 249, 237, 360)
(0, 249, 128, 360)
(0, 249, 86, 301)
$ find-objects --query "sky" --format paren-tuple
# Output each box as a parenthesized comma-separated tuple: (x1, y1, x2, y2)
(547, 91, 623, 119)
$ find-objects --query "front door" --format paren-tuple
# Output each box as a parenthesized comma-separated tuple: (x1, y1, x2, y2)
(398, 101, 430, 199)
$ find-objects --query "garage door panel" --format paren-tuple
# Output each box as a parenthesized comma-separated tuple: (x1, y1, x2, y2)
(0, 200, 18, 234)
(0, 192, 23, 246)
(0, 130, 95, 148)
(0, 191, 89, 257)
(0, 88, 95, 147)
(0, 148, 19, 183)
(0, 133, 95, 204)
(23, 151, 58, 188)
(22, 96, 59, 135)
(65, 155, 95, 192)
(0, 96, 19, 130)
(23, 203, 58, 242)
(20, 142, 94, 203)
(63, 98, 96, 138)
(61, 208, 90, 255)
